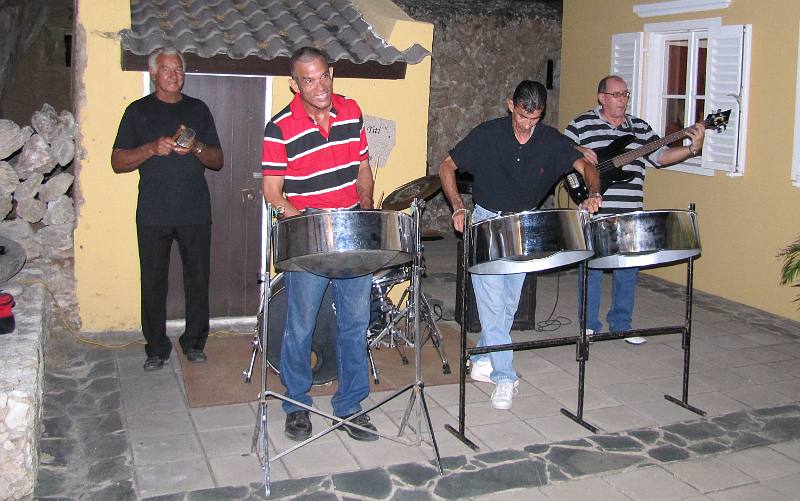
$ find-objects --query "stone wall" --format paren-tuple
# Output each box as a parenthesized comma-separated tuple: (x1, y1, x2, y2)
(393, 0, 563, 233)
(0, 263, 50, 499)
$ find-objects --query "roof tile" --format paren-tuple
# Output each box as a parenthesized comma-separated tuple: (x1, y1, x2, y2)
(120, 0, 430, 65)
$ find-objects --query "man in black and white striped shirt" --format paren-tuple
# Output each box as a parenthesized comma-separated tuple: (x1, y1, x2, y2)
(564, 75, 705, 343)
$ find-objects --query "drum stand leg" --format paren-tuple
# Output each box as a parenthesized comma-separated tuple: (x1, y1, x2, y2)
(417, 289, 451, 375)
(664, 255, 706, 416)
(560, 261, 599, 433)
(366, 342, 380, 384)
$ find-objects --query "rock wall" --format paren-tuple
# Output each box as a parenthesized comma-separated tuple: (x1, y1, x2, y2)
(394, 0, 563, 233)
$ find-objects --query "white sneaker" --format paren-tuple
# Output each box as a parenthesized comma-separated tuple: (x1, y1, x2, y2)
(491, 381, 518, 410)
(470, 359, 494, 384)
(625, 336, 647, 345)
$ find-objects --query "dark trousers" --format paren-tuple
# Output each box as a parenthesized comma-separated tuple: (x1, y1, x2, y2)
(137, 223, 211, 359)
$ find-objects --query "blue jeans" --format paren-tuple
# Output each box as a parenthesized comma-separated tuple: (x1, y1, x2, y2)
(470, 205, 523, 384)
(280, 271, 372, 417)
(578, 265, 638, 332)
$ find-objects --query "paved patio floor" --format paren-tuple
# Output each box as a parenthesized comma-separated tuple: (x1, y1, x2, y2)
(35, 234, 800, 500)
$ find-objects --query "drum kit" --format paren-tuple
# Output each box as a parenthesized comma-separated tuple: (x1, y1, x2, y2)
(445, 203, 704, 449)
(244, 175, 445, 495)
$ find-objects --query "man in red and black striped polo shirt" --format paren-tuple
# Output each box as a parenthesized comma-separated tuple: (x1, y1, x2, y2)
(261, 47, 377, 443)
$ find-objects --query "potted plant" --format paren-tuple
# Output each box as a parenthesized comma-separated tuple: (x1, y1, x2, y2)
(779, 235, 800, 308)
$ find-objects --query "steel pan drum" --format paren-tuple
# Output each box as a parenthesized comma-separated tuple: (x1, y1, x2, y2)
(469, 209, 593, 274)
(273, 209, 414, 278)
(588, 210, 701, 269)
(266, 273, 337, 385)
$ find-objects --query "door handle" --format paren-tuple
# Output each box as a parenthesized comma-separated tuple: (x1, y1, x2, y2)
(241, 188, 257, 203)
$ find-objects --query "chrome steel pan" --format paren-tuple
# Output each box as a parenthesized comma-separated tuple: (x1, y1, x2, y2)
(272, 209, 414, 278)
(588, 210, 701, 269)
(469, 209, 593, 274)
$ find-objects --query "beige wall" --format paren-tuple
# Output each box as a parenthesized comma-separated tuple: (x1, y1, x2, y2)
(560, 0, 800, 319)
(74, 0, 433, 331)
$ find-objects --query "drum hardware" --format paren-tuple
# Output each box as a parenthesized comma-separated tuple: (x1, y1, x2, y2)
(446, 205, 705, 449)
(249, 196, 443, 496)
(366, 265, 451, 384)
(380, 175, 442, 211)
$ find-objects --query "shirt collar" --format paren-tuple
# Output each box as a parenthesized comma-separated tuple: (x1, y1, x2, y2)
(289, 93, 339, 123)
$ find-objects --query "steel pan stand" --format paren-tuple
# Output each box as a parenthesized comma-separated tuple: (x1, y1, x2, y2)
(247, 202, 442, 497)
(560, 262, 598, 432)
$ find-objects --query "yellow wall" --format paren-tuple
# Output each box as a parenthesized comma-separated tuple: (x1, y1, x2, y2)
(74, 0, 433, 331)
(561, 0, 800, 319)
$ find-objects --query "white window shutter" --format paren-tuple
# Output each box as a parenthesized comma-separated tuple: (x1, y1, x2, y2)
(702, 24, 751, 175)
(610, 32, 643, 115)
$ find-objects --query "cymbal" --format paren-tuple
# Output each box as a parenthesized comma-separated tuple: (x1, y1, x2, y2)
(381, 175, 442, 211)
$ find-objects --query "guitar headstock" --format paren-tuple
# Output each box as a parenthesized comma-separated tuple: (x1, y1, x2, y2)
(704, 109, 732, 133)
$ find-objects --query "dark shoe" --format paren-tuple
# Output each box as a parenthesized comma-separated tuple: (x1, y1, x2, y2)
(285, 410, 312, 441)
(185, 349, 207, 363)
(143, 356, 166, 371)
(334, 413, 378, 442)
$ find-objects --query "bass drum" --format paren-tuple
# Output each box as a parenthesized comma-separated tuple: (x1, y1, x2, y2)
(265, 273, 337, 385)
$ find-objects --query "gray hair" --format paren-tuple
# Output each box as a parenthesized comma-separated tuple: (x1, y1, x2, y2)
(148, 47, 186, 74)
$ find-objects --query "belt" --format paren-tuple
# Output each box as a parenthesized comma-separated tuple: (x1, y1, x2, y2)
(487, 209, 527, 217)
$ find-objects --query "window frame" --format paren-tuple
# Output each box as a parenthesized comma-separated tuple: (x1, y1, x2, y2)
(643, 18, 721, 176)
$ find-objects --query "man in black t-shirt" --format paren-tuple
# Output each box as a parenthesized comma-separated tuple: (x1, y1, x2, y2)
(112, 47, 224, 371)
(439, 81, 601, 410)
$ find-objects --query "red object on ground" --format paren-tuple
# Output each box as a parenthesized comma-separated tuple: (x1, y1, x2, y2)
(0, 292, 15, 334)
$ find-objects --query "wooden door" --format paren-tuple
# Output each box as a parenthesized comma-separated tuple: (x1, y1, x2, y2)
(166, 74, 266, 321)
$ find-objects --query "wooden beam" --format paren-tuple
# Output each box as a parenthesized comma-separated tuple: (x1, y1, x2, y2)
(122, 50, 407, 79)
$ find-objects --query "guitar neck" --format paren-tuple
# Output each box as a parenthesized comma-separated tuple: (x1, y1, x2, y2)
(611, 126, 694, 168)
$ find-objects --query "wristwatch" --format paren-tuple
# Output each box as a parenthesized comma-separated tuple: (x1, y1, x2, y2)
(193, 142, 204, 155)
(688, 145, 698, 156)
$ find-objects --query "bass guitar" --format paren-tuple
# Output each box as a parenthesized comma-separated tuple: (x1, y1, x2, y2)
(562, 109, 731, 204)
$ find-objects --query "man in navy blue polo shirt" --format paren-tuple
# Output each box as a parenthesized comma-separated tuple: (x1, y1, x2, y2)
(439, 80, 601, 410)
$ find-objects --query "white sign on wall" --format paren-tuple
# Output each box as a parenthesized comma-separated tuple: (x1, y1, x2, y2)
(363, 115, 396, 168)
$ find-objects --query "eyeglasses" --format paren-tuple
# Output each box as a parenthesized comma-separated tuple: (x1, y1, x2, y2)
(602, 91, 631, 99)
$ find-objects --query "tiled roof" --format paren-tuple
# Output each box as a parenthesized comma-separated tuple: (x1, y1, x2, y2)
(119, 0, 431, 66)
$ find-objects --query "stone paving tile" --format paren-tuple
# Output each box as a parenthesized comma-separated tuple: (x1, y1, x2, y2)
(763, 472, 800, 498)
(724, 384, 794, 409)
(603, 464, 702, 500)
(539, 476, 630, 500)
(121, 386, 188, 416)
(728, 364, 792, 385)
(717, 446, 800, 481)
(126, 411, 193, 439)
(190, 403, 256, 431)
(198, 426, 255, 457)
(584, 405, 658, 433)
(421, 381, 489, 407)
(130, 433, 204, 465)
(664, 457, 757, 493)
(509, 393, 565, 420)
(525, 414, 595, 442)
(135, 458, 214, 498)
(467, 420, 545, 452)
(279, 439, 360, 478)
(628, 398, 708, 426)
(706, 483, 791, 500)
(549, 387, 621, 412)
(208, 453, 288, 486)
